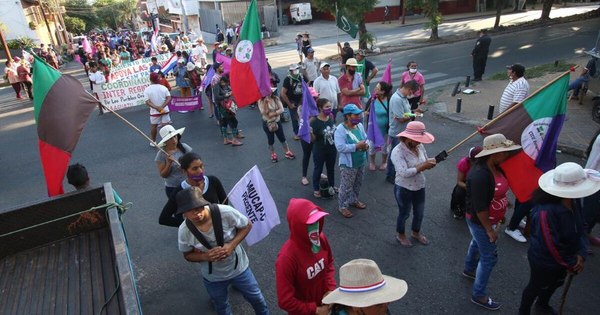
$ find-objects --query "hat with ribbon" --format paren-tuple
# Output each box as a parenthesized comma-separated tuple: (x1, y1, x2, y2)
(538, 162, 600, 198)
(396, 121, 435, 144)
(475, 133, 521, 158)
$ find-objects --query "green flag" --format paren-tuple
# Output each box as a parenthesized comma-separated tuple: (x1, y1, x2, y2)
(336, 9, 358, 39)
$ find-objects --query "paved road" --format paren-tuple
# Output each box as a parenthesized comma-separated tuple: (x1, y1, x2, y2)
(1, 16, 600, 315)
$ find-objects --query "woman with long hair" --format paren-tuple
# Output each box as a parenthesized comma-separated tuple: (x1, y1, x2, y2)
(155, 125, 192, 198)
(257, 90, 295, 162)
(159, 152, 227, 227)
(367, 81, 392, 171)
(310, 98, 337, 198)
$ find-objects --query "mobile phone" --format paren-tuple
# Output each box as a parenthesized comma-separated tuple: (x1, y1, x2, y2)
(435, 151, 448, 163)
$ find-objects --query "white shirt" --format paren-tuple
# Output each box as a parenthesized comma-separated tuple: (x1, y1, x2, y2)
(499, 77, 529, 113)
(191, 44, 208, 60)
(391, 141, 428, 191)
(313, 74, 340, 108)
(302, 57, 320, 82)
(88, 71, 106, 93)
(144, 84, 171, 115)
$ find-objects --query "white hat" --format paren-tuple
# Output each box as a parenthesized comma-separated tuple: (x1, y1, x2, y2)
(157, 125, 185, 147)
(289, 64, 300, 71)
(538, 162, 600, 198)
(322, 259, 408, 308)
(345, 58, 359, 67)
(475, 133, 521, 158)
(319, 62, 330, 70)
(186, 62, 195, 71)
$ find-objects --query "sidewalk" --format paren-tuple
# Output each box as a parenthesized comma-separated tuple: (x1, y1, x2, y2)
(431, 54, 596, 158)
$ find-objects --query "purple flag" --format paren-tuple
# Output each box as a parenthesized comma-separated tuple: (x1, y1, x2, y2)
(381, 59, 392, 84)
(216, 54, 232, 74)
(201, 66, 215, 90)
(298, 81, 317, 143)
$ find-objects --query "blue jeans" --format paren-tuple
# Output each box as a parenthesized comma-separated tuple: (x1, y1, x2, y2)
(289, 106, 299, 135)
(312, 146, 336, 191)
(202, 267, 269, 315)
(394, 186, 425, 234)
(464, 219, 498, 299)
(569, 76, 588, 96)
(386, 136, 400, 178)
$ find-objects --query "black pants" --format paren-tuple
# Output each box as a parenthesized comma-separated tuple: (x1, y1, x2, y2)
(408, 96, 421, 111)
(262, 121, 286, 145)
(312, 146, 336, 192)
(518, 260, 566, 315)
(473, 56, 488, 80)
(583, 190, 600, 233)
(508, 200, 534, 230)
(301, 139, 313, 177)
(21, 81, 33, 99)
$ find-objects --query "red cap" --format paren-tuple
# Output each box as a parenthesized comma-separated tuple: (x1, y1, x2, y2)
(149, 72, 160, 83)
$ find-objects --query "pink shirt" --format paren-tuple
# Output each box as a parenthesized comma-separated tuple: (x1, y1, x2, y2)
(338, 74, 362, 109)
(456, 157, 471, 175)
(400, 71, 425, 97)
(488, 174, 509, 225)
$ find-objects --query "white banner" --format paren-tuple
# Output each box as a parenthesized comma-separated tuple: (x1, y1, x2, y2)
(98, 77, 152, 112)
(109, 53, 172, 82)
(228, 165, 280, 246)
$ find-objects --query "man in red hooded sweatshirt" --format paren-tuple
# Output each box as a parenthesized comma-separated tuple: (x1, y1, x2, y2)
(276, 198, 337, 315)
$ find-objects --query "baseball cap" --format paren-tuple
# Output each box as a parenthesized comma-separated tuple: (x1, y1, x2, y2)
(307, 47, 314, 53)
(343, 104, 363, 115)
(320, 62, 330, 70)
(306, 208, 329, 224)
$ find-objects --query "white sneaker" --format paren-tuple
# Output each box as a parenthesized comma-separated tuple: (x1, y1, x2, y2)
(505, 228, 527, 243)
(519, 218, 527, 229)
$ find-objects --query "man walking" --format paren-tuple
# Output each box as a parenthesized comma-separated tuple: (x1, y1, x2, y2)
(499, 63, 529, 113)
(471, 29, 492, 81)
(144, 72, 172, 146)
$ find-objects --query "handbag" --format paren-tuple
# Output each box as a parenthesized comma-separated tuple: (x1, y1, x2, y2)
(223, 99, 238, 114)
(267, 121, 279, 132)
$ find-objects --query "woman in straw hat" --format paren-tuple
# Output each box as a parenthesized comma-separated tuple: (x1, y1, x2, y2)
(154, 125, 192, 198)
(391, 121, 436, 247)
(518, 162, 600, 315)
(323, 259, 408, 315)
(462, 133, 521, 311)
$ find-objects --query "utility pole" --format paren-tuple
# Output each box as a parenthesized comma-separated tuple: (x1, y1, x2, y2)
(0, 29, 12, 61)
(179, 0, 188, 33)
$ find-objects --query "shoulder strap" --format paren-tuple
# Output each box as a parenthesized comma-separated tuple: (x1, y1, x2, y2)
(185, 218, 212, 249)
(210, 204, 224, 247)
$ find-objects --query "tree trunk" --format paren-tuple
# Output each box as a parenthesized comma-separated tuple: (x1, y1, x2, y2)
(494, 0, 503, 29)
(358, 21, 368, 50)
(540, 0, 553, 20)
(430, 25, 439, 40)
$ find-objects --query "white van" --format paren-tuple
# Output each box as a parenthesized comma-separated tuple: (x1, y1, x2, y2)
(290, 3, 312, 24)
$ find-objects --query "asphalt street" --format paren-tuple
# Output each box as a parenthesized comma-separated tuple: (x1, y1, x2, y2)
(1, 16, 600, 315)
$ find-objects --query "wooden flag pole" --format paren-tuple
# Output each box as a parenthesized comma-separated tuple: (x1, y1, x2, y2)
(444, 67, 576, 156)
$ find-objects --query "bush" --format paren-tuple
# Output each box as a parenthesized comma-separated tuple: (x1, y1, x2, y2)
(6, 37, 36, 50)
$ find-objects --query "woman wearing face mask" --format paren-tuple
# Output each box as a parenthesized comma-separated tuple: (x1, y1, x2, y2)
(257, 89, 295, 162)
(159, 152, 227, 227)
(367, 81, 392, 171)
(311, 98, 337, 198)
(400, 61, 426, 110)
(391, 121, 436, 247)
(335, 104, 369, 218)
(155, 125, 193, 198)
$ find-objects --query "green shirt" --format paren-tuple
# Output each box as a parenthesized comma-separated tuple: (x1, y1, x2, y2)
(345, 127, 366, 168)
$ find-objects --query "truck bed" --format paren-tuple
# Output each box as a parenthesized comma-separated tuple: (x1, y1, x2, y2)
(0, 228, 123, 315)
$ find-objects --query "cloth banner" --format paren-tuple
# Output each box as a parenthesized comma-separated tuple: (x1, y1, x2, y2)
(228, 165, 280, 246)
(168, 96, 202, 112)
(109, 53, 172, 82)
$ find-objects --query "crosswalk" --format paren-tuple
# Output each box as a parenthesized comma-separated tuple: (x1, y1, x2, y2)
(264, 44, 465, 92)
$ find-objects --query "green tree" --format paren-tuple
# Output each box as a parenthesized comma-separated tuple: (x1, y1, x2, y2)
(94, 0, 138, 30)
(407, 0, 442, 40)
(63, 0, 100, 31)
(312, 0, 378, 50)
(64, 16, 86, 34)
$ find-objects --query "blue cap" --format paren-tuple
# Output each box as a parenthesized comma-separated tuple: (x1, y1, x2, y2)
(343, 104, 362, 115)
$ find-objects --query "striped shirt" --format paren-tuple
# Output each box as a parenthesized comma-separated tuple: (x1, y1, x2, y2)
(499, 77, 529, 113)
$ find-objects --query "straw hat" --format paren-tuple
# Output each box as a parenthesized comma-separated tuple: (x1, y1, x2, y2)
(396, 121, 435, 144)
(345, 58, 359, 67)
(322, 259, 408, 307)
(538, 162, 600, 198)
(157, 125, 185, 147)
(475, 134, 521, 158)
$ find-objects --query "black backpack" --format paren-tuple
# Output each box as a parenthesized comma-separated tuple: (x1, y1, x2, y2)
(185, 204, 239, 274)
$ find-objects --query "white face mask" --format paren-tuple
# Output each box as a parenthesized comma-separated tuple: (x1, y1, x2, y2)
(409, 68, 418, 74)
(292, 69, 300, 75)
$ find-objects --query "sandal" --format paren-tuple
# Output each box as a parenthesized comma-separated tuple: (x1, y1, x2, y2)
(231, 139, 243, 146)
(285, 151, 296, 159)
(411, 234, 430, 245)
(338, 208, 354, 218)
(313, 191, 321, 198)
(396, 236, 414, 248)
(369, 163, 376, 171)
(350, 201, 367, 209)
(271, 152, 278, 163)
(379, 163, 387, 171)
(224, 139, 232, 145)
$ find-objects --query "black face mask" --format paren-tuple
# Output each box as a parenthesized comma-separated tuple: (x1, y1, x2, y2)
(348, 69, 356, 75)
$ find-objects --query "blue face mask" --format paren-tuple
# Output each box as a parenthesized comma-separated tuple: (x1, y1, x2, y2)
(189, 172, 204, 182)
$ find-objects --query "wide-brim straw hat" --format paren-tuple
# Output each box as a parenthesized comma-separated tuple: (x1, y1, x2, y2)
(538, 162, 600, 198)
(345, 58, 359, 67)
(322, 259, 408, 307)
(475, 133, 521, 158)
(396, 121, 435, 144)
(157, 125, 185, 147)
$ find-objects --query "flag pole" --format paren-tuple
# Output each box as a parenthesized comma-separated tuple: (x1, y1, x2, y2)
(335, 3, 340, 56)
(92, 97, 180, 166)
(444, 67, 576, 156)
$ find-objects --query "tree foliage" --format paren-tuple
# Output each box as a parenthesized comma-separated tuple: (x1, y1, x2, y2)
(407, 0, 442, 40)
(312, 0, 379, 50)
(64, 0, 99, 32)
(64, 16, 86, 34)
(64, 0, 137, 31)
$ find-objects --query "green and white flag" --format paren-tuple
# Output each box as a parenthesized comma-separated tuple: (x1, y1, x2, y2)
(336, 9, 358, 39)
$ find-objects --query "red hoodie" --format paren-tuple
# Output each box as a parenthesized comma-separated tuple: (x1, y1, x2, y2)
(276, 199, 336, 315)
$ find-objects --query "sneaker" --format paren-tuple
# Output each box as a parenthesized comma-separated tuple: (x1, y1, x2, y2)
(462, 270, 475, 280)
(519, 218, 527, 229)
(471, 296, 501, 311)
(505, 228, 527, 243)
(271, 152, 278, 163)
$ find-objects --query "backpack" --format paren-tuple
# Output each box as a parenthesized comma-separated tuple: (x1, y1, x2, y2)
(319, 178, 334, 199)
(184, 204, 239, 274)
